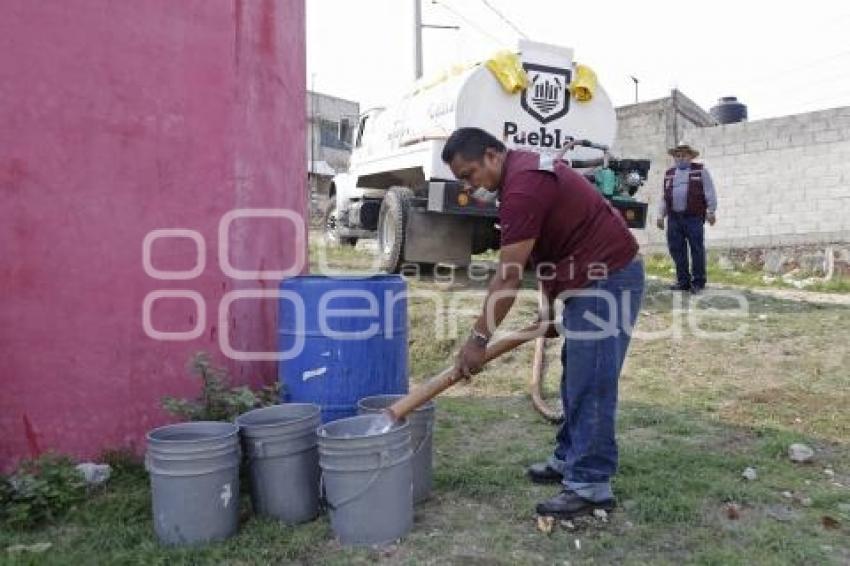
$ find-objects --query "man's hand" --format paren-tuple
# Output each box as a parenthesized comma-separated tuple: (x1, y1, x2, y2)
(455, 338, 486, 381)
(656, 217, 665, 230)
(706, 211, 716, 226)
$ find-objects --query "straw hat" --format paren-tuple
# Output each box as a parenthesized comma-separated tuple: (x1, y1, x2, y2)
(667, 143, 699, 158)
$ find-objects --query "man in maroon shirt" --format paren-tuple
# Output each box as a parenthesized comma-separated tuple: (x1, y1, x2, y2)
(442, 127, 645, 519)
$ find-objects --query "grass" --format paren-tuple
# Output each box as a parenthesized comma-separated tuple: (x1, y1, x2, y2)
(2, 237, 849, 564)
(643, 252, 850, 294)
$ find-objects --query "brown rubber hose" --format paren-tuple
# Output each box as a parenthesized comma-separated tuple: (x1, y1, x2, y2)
(530, 284, 565, 424)
(530, 335, 564, 424)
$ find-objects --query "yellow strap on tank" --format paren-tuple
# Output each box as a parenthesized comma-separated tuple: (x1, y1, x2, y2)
(485, 51, 528, 94)
(570, 64, 597, 102)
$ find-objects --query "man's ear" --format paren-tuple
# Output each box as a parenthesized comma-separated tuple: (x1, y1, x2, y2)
(484, 147, 502, 165)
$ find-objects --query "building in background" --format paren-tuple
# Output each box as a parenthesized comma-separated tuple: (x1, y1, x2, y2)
(307, 91, 359, 220)
(614, 91, 850, 264)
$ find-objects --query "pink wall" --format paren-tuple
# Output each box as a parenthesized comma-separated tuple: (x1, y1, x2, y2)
(0, 0, 307, 469)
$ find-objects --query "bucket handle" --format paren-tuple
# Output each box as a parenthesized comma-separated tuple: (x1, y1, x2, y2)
(411, 422, 434, 459)
(320, 450, 390, 511)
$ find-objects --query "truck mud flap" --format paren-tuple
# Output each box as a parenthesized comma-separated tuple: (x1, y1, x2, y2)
(404, 211, 473, 266)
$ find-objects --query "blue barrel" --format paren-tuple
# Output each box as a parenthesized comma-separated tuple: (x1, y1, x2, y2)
(278, 275, 408, 422)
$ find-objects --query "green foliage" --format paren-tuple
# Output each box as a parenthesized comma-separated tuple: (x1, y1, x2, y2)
(1, 454, 86, 529)
(161, 352, 281, 422)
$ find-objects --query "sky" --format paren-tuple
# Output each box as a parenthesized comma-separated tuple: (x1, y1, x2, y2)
(307, 0, 850, 121)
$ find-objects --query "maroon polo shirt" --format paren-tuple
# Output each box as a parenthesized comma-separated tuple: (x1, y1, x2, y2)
(498, 150, 639, 296)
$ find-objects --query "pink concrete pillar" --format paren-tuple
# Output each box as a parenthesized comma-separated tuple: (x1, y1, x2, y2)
(0, 0, 307, 469)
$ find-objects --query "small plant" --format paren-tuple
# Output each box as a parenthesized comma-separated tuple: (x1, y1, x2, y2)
(161, 352, 281, 422)
(0, 454, 87, 529)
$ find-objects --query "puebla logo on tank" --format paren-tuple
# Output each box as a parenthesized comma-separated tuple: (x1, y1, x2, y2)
(521, 64, 571, 124)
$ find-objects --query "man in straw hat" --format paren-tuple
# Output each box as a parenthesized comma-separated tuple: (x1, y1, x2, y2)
(656, 143, 717, 293)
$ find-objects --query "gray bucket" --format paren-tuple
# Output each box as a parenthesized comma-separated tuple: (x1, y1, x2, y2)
(357, 395, 434, 503)
(235, 403, 321, 524)
(318, 414, 413, 546)
(146, 421, 240, 546)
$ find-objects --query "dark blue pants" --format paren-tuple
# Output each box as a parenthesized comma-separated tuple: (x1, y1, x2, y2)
(666, 213, 706, 288)
(549, 259, 645, 502)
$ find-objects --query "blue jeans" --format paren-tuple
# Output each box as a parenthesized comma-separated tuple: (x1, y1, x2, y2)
(547, 258, 645, 502)
(666, 212, 706, 288)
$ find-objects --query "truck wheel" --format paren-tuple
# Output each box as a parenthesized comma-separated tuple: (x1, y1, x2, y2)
(377, 186, 414, 273)
(323, 200, 357, 247)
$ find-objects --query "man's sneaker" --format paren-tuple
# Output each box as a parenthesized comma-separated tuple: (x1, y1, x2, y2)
(526, 462, 564, 484)
(535, 489, 616, 519)
(690, 285, 705, 294)
(668, 283, 691, 291)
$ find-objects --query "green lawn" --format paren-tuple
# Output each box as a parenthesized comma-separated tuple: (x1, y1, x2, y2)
(3, 240, 849, 565)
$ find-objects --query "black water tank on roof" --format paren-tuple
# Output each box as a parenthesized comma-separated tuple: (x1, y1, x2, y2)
(710, 96, 748, 124)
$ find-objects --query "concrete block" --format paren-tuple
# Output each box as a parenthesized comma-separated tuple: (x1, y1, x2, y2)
(826, 187, 850, 198)
(829, 143, 850, 156)
(719, 214, 739, 228)
(762, 249, 786, 273)
(724, 144, 746, 156)
(803, 119, 829, 133)
(770, 224, 795, 236)
(790, 132, 814, 145)
(803, 144, 827, 158)
(818, 219, 845, 232)
(794, 223, 819, 234)
(767, 137, 791, 150)
(814, 129, 842, 144)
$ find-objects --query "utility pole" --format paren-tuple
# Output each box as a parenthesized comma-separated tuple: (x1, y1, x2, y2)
(413, 0, 423, 80)
(413, 0, 458, 81)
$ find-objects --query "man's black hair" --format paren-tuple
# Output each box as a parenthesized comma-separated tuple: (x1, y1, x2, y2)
(441, 127, 506, 163)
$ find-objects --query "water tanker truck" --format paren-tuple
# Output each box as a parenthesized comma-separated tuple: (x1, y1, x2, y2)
(326, 40, 650, 272)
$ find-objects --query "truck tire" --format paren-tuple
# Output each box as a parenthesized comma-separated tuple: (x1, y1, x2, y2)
(377, 186, 414, 273)
(323, 200, 357, 247)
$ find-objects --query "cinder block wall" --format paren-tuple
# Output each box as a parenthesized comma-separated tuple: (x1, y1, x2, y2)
(613, 95, 850, 252)
(682, 108, 850, 247)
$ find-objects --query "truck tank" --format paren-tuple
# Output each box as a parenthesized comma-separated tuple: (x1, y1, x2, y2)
(351, 40, 617, 182)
